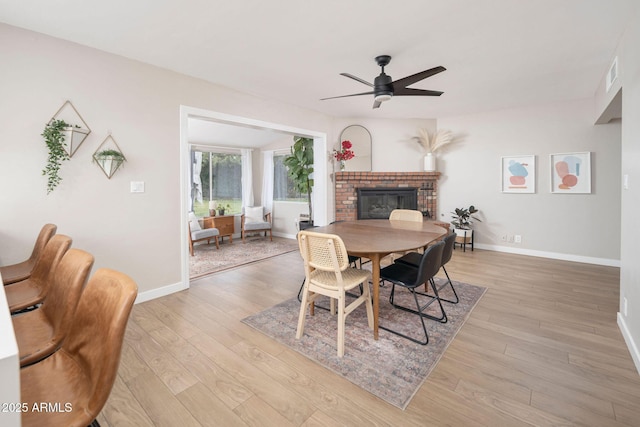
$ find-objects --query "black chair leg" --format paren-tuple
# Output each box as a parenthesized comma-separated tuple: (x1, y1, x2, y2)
(380, 288, 429, 345)
(421, 266, 459, 304)
(297, 277, 305, 302)
(389, 280, 448, 323)
(438, 266, 459, 304)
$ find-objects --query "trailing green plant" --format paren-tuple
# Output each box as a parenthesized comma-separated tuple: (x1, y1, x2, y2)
(451, 205, 481, 229)
(41, 119, 71, 194)
(283, 136, 314, 222)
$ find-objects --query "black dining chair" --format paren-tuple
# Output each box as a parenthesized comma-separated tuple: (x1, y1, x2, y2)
(394, 232, 459, 304)
(378, 240, 446, 345)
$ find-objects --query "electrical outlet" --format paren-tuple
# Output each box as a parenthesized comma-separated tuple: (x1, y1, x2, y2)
(508, 235, 514, 243)
(514, 235, 522, 244)
(623, 297, 628, 316)
(502, 234, 508, 242)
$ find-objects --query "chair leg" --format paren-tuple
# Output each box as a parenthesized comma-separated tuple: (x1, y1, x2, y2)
(337, 294, 345, 357)
(214, 236, 220, 249)
(389, 280, 448, 323)
(296, 283, 310, 339)
(269, 228, 273, 241)
(362, 282, 374, 329)
(438, 266, 459, 304)
(423, 266, 459, 304)
(380, 287, 430, 345)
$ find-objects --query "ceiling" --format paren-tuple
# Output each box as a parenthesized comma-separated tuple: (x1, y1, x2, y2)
(0, 0, 635, 120)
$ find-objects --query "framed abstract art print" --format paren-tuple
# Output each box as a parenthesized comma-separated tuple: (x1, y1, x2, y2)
(501, 155, 535, 193)
(550, 152, 591, 194)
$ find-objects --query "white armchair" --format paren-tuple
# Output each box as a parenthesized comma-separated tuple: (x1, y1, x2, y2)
(188, 212, 219, 256)
(241, 206, 272, 243)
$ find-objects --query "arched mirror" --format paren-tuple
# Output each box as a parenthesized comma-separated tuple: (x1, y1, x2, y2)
(339, 125, 372, 171)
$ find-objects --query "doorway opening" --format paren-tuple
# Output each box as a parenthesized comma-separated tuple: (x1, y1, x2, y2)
(179, 106, 328, 288)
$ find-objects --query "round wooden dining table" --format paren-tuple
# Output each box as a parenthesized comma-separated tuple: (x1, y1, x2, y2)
(310, 219, 447, 339)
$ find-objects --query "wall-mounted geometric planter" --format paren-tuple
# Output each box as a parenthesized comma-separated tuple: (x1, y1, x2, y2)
(50, 100, 91, 157)
(93, 135, 126, 179)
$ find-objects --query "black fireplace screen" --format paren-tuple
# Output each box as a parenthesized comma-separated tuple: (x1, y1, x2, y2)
(357, 188, 418, 219)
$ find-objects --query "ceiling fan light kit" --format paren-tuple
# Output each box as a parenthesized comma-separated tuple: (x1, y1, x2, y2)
(321, 55, 445, 109)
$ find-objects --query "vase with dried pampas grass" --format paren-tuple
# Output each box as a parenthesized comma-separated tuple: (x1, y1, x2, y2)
(415, 129, 453, 172)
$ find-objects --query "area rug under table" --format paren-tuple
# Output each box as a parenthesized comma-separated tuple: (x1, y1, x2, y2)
(242, 278, 486, 409)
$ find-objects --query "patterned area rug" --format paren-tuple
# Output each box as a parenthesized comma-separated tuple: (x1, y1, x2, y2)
(242, 278, 486, 409)
(189, 236, 299, 278)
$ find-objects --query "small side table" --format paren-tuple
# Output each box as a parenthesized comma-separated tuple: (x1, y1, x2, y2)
(203, 215, 235, 243)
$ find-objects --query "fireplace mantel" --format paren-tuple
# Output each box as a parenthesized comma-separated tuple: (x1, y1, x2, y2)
(334, 171, 441, 222)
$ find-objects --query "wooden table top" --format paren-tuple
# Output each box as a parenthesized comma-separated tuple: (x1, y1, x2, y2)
(311, 219, 447, 255)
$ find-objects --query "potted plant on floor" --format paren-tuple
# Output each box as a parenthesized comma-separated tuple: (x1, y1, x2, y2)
(451, 205, 481, 245)
(284, 136, 314, 228)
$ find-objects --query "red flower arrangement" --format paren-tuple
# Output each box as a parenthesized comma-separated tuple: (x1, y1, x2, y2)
(333, 140, 355, 161)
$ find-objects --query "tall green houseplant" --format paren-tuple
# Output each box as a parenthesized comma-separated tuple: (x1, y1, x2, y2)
(283, 136, 314, 224)
(42, 119, 70, 194)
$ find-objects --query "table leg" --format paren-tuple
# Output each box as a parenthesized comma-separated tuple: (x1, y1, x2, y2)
(370, 254, 381, 340)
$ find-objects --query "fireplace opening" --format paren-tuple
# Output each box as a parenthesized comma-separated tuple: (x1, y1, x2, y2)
(357, 188, 418, 219)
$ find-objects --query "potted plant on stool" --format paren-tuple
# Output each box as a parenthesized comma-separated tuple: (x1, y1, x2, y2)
(451, 205, 481, 251)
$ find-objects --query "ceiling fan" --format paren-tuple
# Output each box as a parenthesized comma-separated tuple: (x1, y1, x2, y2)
(321, 55, 446, 109)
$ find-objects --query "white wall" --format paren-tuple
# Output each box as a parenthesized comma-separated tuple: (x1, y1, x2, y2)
(0, 24, 333, 295)
(331, 118, 437, 173)
(615, 7, 640, 372)
(437, 99, 621, 264)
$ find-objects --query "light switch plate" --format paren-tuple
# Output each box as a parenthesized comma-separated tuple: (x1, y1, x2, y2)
(130, 181, 145, 193)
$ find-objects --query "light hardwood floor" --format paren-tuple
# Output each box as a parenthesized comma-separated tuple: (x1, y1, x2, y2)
(97, 247, 640, 426)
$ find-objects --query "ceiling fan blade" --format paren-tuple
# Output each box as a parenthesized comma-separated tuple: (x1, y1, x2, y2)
(392, 66, 446, 89)
(393, 87, 444, 97)
(373, 99, 382, 109)
(340, 73, 374, 87)
(320, 91, 375, 101)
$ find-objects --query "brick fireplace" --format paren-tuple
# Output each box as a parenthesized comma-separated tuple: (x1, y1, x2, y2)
(334, 172, 440, 222)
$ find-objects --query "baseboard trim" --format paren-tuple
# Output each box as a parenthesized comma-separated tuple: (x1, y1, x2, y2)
(273, 231, 297, 240)
(618, 313, 640, 375)
(135, 280, 187, 304)
(475, 244, 620, 267)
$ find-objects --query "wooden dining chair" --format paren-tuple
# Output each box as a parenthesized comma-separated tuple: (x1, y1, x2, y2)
(296, 230, 373, 357)
(5, 234, 72, 313)
(389, 209, 424, 222)
(12, 248, 94, 367)
(1, 223, 57, 285)
(389, 209, 424, 260)
(20, 268, 138, 427)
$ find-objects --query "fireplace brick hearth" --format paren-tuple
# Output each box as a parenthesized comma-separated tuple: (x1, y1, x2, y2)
(334, 171, 440, 222)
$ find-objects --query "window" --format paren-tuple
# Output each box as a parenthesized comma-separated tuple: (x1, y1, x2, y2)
(191, 150, 242, 217)
(273, 153, 306, 202)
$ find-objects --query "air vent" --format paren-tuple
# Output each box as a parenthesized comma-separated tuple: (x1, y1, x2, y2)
(606, 56, 618, 93)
